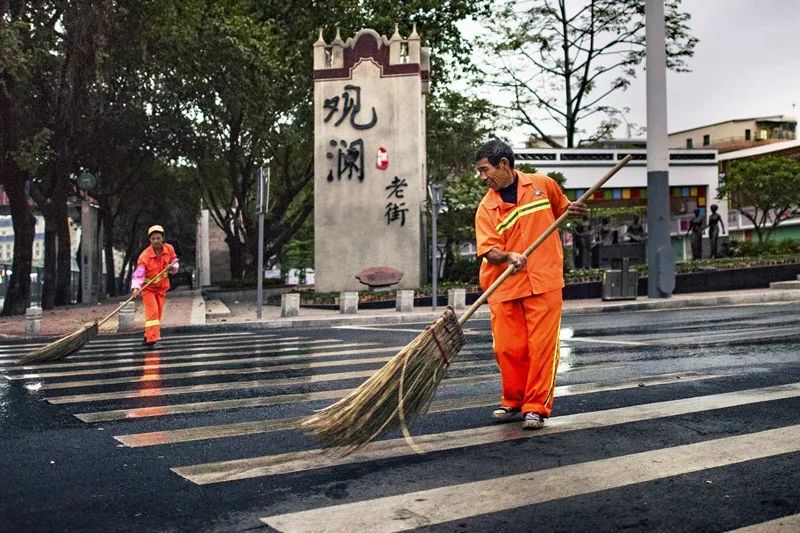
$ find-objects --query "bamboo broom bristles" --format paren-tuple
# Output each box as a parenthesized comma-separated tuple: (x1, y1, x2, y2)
(19, 323, 98, 364)
(301, 307, 464, 452)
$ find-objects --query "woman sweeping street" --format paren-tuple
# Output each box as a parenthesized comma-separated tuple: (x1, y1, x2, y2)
(131, 225, 179, 348)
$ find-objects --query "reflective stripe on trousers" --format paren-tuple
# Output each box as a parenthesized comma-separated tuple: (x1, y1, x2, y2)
(489, 289, 562, 417)
(141, 291, 167, 343)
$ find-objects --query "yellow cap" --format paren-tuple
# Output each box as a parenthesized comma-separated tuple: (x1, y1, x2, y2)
(147, 224, 165, 236)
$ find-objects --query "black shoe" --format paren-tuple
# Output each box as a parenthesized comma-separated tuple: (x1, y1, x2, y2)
(492, 406, 521, 421)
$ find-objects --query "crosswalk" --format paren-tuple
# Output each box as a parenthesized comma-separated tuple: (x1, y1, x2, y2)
(1, 325, 798, 531)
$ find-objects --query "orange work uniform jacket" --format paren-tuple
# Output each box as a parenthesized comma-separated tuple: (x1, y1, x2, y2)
(136, 243, 177, 294)
(475, 170, 570, 303)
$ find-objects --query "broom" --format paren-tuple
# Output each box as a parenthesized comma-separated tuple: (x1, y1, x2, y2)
(18, 261, 177, 365)
(301, 155, 633, 452)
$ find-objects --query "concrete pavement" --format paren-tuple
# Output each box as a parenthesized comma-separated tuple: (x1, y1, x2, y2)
(204, 286, 800, 330)
(1, 285, 799, 339)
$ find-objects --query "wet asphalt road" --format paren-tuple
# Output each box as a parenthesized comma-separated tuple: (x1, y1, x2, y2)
(0, 301, 798, 532)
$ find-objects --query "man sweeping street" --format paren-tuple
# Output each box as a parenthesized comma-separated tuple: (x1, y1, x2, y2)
(474, 140, 587, 429)
(131, 225, 179, 348)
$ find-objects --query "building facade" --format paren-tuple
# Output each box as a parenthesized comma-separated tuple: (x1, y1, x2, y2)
(511, 148, 722, 261)
(669, 115, 796, 153)
(717, 139, 800, 242)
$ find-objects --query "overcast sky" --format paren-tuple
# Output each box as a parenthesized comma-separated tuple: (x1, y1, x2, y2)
(465, 0, 800, 145)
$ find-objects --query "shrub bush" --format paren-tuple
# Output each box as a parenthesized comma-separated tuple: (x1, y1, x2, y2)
(725, 238, 800, 257)
(217, 277, 287, 290)
(443, 257, 479, 284)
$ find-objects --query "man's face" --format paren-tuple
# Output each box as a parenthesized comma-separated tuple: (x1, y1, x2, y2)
(149, 233, 164, 248)
(475, 157, 514, 191)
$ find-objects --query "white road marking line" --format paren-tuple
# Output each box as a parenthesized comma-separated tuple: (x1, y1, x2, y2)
(114, 371, 723, 447)
(34, 355, 435, 390)
(71, 352, 494, 423)
(5, 343, 396, 379)
(11, 341, 379, 371)
(171, 382, 800, 485)
(564, 337, 650, 346)
(45, 361, 496, 404)
(333, 325, 486, 335)
(261, 425, 800, 532)
(729, 513, 800, 532)
(0, 331, 267, 357)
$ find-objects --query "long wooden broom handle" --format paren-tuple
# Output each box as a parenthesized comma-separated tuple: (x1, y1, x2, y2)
(458, 154, 633, 326)
(96, 260, 177, 327)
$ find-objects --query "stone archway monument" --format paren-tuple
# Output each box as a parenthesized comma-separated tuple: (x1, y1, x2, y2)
(313, 25, 430, 292)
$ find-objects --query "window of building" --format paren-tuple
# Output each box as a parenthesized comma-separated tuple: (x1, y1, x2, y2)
(703, 134, 710, 146)
(758, 129, 769, 140)
(686, 138, 693, 149)
(745, 129, 751, 141)
(324, 46, 333, 67)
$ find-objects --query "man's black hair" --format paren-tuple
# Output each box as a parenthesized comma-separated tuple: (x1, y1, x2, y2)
(475, 139, 515, 169)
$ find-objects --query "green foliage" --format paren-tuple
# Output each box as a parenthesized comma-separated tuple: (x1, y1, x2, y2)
(281, 215, 314, 284)
(425, 88, 495, 281)
(143, 1, 493, 279)
(216, 277, 286, 290)
(718, 157, 800, 242)
(547, 171, 566, 188)
(724, 238, 800, 257)
(442, 257, 478, 284)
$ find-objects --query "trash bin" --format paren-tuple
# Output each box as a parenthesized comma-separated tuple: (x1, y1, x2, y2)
(601, 258, 638, 301)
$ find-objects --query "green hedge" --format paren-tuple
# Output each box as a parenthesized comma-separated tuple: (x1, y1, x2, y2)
(725, 238, 800, 257)
(216, 277, 287, 290)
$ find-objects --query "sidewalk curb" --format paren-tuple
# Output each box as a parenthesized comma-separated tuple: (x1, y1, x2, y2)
(189, 291, 207, 326)
(563, 289, 800, 314)
(160, 289, 800, 335)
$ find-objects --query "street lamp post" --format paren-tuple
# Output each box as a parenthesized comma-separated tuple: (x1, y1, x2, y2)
(256, 166, 270, 320)
(429, 183, 444, 311)
(645, 0, 675, 298)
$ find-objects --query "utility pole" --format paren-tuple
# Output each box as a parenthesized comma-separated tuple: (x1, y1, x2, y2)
(429, 183, 443, 311)
(645, 0, 675, 298)
(256, 166, 270, 319)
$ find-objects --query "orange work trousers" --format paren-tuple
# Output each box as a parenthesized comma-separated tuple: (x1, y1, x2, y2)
(489, 288, 562, 417)
(141, 290, 167, 343)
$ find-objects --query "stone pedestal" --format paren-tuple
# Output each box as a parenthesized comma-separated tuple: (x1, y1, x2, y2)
(339, 292, 359, 314)
(395, 290, 414, 312)
(281, 293, 300, 318)
(448, 288, 466, 310)
(117, 301, 136, 331)
(25, 307, 42, 336)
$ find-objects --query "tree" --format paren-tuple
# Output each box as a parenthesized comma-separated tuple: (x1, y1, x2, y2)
(718, 156, 800, 242)
(425, 90, 495, 279)
(149, 0, 492, 280)
(1, 2, 54, 314)
(483, 0, 697, 147)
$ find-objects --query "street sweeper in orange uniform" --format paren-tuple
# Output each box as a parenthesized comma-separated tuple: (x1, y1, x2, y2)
(131, 225, 179, 348)
(474, 140, 588, 430)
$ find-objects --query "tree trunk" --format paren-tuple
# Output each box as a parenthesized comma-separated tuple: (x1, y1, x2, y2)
(226, 234, 249, 280)
(101, 206, 117, 296)
(41, 207, 58, 309)
(0, 173, 35, 315)
(40, 179, 73, 308)
(55, 184, 73, 305)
